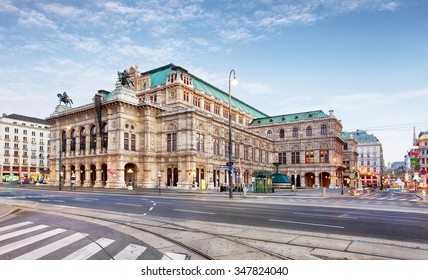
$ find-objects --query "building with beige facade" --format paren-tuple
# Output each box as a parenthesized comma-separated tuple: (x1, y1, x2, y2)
(46, 64, 350, 190)
(0, 113, 51, 183)
(343, 130, 385, 187)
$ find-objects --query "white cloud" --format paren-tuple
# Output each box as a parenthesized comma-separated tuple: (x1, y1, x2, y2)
(219, 28, 264, 43)
(99, 1, 139, 14)
(18, 9, 57, 29)
(56, 33, 103, 53)
(118, 44, 176, 62)
(0, 0, 19, 13)
(39, 3, 86, 18)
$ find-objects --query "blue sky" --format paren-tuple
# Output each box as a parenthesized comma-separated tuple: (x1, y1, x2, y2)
(0, 0, 427, 164)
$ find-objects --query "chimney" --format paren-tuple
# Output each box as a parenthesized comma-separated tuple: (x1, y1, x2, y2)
(329, 110, 334, 117)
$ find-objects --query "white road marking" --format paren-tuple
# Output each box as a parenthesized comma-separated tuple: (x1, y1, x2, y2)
(14, 232, 88, 260)
(74, 198, 99, 201)
(174, 209, 215, 215)
(293, 212, 336, 218)
(115, 203, 142, 207)
(269, 219, 344, 229)
(113, 244, 147, 260)
(149, 207, 154, 211)
(161, 252, 187, 260)
(62, 238, 115, 260)
(0, 225, 49, 241)
(0, 221, 33, 233)
(0, 228, 66, 256)
(204, 205, 247, 210)
(40, 199, 65, 203)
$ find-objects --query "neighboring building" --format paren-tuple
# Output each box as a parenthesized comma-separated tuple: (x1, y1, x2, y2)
(417, 130, 428, 188)
(343, 130, 384, 186)
(384, 161, 406, 181)
(0, 113, 51, 183)
(251, 110, 347, 188)
(341, 133, 359, 187)
(46, 64, 347, 190)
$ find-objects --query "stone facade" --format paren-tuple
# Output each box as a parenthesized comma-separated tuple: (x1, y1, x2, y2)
(46, 64, 349, 190)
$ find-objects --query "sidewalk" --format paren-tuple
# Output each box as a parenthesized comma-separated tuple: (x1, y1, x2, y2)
(0, 183, 355, 197)
(1, 184, 428, 259)
(2, 183, 427, 203)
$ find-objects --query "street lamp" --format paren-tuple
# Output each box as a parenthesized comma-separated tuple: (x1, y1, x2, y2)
(58, 119, 63, 191)
(157, 171, 161, 195)
(228, 69, 238, 199)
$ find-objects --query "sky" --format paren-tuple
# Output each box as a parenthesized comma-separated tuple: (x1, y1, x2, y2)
(0, 0, 427, 165)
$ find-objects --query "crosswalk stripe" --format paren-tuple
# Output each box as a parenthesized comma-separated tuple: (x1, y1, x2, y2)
(0, 225, 49, 241)
(161, 252, 187, 260)
(113, 244, 147, 260)
(62, 238, 114, 260)
(0, 221, 34, 233)
(14, 232, 88, 260)
(0, 228, 66, 256)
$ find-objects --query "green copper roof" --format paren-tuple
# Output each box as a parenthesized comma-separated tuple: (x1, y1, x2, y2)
(272, 173, 292, 184)
(250, 110, 329, 125)
(142, 64, 268, 119)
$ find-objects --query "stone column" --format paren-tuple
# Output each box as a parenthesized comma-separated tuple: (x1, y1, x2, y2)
(75, 169, 81, 187)
(93, 164, 103, 188)
(83, 167, 92, 188)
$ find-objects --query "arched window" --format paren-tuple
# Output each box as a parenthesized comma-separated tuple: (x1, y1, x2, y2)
(101, 123, 108, 149)
(292, 127, 299, 137)
(90, 125, 97, 150)
(80, 127, 86, 150)
(321, 124, 327, 135)
(306, 126, 312, 136)
(61, 130, 67, 152)
(279, 129, 285, 139)
(267, 130, 272, 138)
(70, 129, 76, 151)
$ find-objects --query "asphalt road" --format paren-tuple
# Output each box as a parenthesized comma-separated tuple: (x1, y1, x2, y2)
(0, 211, 163, 260)
(1, 187, 427, 245)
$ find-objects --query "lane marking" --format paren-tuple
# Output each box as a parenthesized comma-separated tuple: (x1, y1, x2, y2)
(62, 238, 115, 260)
(174, 209, 215, 215)
(0, 228, 67, 256)
(0, 225, 49, 241)
(113, 244, 147, 260)
(269, 219, 344, 229)
(14, 232, 88, 260)
(204, 205, 247, 210)
(74, 198, 99, 201)
(0, 221, 34, 233)
(115, 203, 142, 207)
(162, 252, 188, 260)
(293, 212, 336, 218)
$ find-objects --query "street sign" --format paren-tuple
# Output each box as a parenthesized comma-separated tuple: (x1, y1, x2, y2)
(220, 165, 229, 170)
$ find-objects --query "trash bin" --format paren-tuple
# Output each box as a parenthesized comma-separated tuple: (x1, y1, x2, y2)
(127, 182, 133, 190)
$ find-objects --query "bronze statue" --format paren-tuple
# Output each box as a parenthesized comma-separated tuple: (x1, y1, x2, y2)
(117, 70, 134, 88)
(57, 92, 73, 107)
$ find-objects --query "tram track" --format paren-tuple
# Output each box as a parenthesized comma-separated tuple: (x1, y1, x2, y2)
(3, 201, 427, 260)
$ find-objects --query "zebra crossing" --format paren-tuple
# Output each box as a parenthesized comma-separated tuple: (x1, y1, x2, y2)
(0, 221, 187, 260)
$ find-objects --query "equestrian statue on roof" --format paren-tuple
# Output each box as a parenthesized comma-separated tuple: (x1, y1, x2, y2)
(117, 69, 134, 88)
(57, 92, 73, 107)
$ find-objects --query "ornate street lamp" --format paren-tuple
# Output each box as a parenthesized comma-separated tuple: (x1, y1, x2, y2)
(228, 70, 238, 199)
